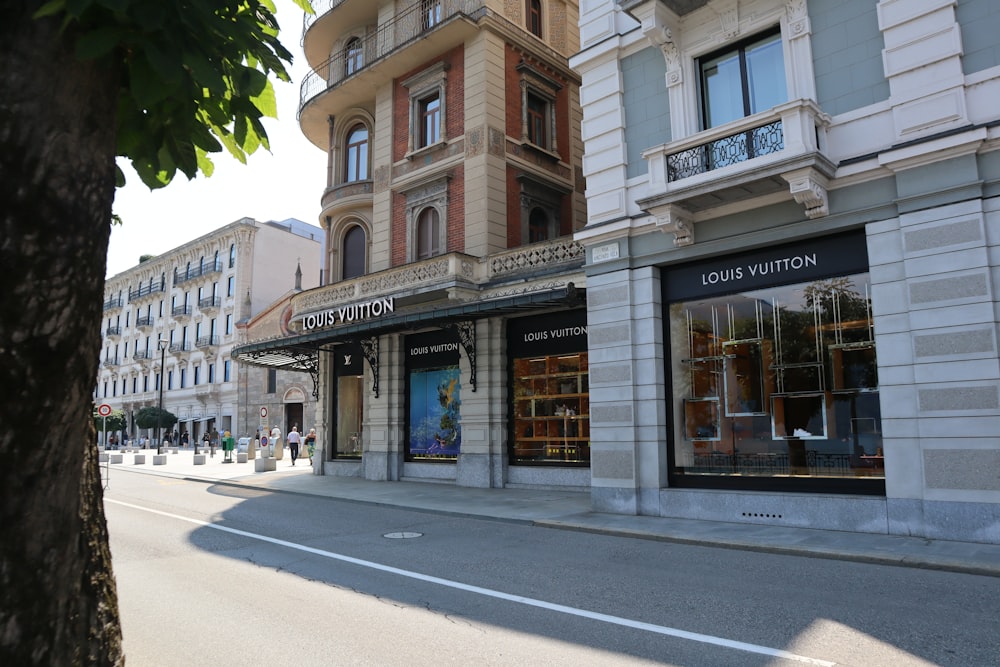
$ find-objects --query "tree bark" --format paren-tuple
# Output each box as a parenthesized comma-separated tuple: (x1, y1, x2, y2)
(0, 2, 124, 664)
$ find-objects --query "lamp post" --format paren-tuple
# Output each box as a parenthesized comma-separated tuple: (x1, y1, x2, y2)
(157, 337, 168, 455)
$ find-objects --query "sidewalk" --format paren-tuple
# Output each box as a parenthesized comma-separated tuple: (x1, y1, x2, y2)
(101, 449, 1000, 578)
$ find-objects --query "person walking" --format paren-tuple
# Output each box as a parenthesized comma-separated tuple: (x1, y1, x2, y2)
(286, 426, 301, 465)
(304, 428, 317, 464)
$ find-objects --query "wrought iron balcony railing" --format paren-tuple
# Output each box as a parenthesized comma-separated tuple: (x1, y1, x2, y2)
(102, 296, 123, 311)
(195, 336, 220, 349)
(198, 297, 221, 310)
(173, 260, 224, 286)
(102, 358, 119, 368)
(105, 326, 121, 337)
(666, 120, 783, 182)
(135, 316, 153, 329)
(168, 342, 191, 353)
(299, 0, 486, 114)
(133, 350, 151, 360)
(128, 282, 165, 301)
(171, 305, 192, 318)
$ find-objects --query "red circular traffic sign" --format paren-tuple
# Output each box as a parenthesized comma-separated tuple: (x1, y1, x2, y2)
(97, 404, 113, 417)
(260, 406, 268, 419)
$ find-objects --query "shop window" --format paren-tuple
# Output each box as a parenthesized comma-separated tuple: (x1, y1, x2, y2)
(342, 224, 367, 279)
(698, 29, 786, 169)
(344, 37, 363, 77)
(408, 367, 461, 460)
(527, 0, 542, 37)
(512, 353, 590, 464)
(344, 124, 369, 182)
(669, 270, 882, 486)
(332, 343, 364, 459)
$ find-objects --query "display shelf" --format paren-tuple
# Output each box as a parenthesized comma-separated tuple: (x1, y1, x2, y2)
(512, 353, 590, 463)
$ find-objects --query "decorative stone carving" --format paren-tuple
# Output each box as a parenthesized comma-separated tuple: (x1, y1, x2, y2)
(783, 168, 829, 219)
(654, 205, 693, 247)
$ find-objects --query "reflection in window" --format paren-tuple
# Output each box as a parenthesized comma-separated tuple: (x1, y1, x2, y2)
(671, 273, 881, 482)
(345, 124, 368, 182)
(344, 37, 363, 76)
(416, 208, 440, 259)
(342, 225, 366, 279)
(422, 0, 441, 29)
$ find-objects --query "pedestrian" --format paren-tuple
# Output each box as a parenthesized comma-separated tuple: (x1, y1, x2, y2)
(210, 427, 220, 457)
(286, 426, 301, 465)
(270, 423, 283, 460)
(181, 431, 189, 448)
(304, 428, 317, 464)
(202, 431, 210, 456)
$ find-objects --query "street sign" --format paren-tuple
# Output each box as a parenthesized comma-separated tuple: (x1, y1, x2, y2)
(260, 406, 268, 419)
(97, 403, 113, 417)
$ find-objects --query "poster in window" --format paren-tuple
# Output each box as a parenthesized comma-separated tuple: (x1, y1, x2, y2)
(408, 367, 462, 457)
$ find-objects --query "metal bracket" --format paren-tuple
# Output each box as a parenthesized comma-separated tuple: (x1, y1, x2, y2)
(360, 336, 380, 398)
(452, 321, 477, 392)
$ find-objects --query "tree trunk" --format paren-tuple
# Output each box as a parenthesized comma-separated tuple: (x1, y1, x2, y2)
(0, 3, 124, 664)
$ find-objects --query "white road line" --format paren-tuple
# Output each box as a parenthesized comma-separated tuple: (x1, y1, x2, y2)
(106, 498, 836, 666)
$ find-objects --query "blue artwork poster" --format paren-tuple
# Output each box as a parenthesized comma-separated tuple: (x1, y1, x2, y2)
(409, 366, 462, 458)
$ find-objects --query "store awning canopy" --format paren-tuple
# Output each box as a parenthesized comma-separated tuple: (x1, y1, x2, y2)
(231, 284, 583, 372)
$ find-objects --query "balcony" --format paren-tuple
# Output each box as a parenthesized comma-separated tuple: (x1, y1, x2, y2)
(171, 305, 192, 322)
(133, 350, 152, 361)
(195, 336, 220, 350)
(197, 296, 221, 312)
(321, 180, 374, 219)
(637, 99, 835, 246)
(168, 342, 191, 354)
(102, 358, 119, 368)
(102, 296, 123, 311)
(128, 282, 164, 302)
(105, 326, 122, 340)
(291, 236, 585, 323)
(135, 316, 154, 330)
(299, 0, 486, 146)
(173, 260, 224, 286)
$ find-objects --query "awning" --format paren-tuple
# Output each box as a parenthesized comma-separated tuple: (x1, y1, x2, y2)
(231, 284, 583, 397)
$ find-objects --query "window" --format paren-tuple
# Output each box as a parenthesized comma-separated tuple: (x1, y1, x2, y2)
(208, 363, 215, 383)
(418, 94, 440, 148)
(344, 37, 363, 76)
(422, 0, 441, 29)
(225, 314, 233, 335)
(517, 62, 560, 153)
(527, 0, 542, 37)
(194, 365, 200, 386)
(345, 124, 369, 182)
(697, 30, 786, 169)
(529, 208, 550, 243)
(224, 360, 231, 382)
(227, 276, 235, 297)
(103, 381, 108, 398)
(167, 370, 174, 390)
(526, 92, 548, 148)
(229, 244, 236, 268)
(143, 376, 149, 392)
(403, 62, 448, 155)
(342, 225, 367, 279)
(416, 208, 441, 259)
(180, 368, 187, 388)
(267, 369, 277, 394)
(154, 373, 160, 392)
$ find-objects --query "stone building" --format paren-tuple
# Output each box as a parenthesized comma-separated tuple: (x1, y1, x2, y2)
(569, 0, 1000, 544)
(97, 217, 322, 443)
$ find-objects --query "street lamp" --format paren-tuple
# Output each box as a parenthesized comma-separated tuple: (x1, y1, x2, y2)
(157, 337, 168, 455)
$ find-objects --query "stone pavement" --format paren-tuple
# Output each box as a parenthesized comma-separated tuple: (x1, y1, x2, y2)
(100, 449, 1000, 578)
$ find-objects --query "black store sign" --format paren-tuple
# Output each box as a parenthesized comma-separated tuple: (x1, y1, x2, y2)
(663, 230, 869, 302)
(334, 342, 364, 376)
(406, 329, 461, 370)
(508, 309, 588, 357)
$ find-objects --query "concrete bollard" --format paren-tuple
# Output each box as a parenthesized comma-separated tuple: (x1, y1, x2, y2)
(254, 457, 276, 472)
(153, 455, 168, 465)
(134, 454, 146, 465)
(193, 454, 207, 465)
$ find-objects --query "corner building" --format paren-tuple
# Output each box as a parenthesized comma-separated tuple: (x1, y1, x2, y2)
(571, 0, 1000, 543)
(235, 0, 590, 488)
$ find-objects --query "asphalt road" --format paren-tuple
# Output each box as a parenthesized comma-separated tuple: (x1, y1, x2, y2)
(104, 471, 1000, 666)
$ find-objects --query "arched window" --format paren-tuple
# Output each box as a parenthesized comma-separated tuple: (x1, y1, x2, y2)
(344, 37, 363, 76)
(416, 208, 441, 259)
(342, 225, 366, 279)
(345, 124, 369, 182)
(527, 0, 542, 37)
(528, 207, 550, 243)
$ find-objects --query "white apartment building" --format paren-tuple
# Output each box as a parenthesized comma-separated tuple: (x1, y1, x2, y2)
(97, 217, 322, 443)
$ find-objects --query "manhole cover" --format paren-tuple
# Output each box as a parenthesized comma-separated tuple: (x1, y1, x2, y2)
(383, 531, 423, 539)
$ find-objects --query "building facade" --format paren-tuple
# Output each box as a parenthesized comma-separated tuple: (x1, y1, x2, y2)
(97, 217, 322, 443)
(235, 0, 591, 488)
(570, 0, 1000, 544)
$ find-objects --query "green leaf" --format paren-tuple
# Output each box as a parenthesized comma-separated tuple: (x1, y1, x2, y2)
(75, 26, 123, 60)
(32, 0, 66, 19)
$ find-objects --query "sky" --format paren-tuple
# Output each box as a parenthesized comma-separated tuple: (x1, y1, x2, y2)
(106, 1, 326, 278)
